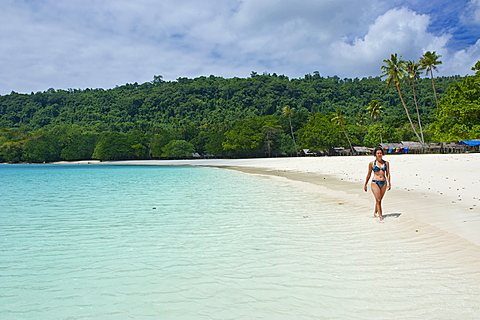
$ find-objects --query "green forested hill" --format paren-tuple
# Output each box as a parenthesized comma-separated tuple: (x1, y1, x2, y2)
(0, 73, 459, 129)
(0, 72, 466, 162)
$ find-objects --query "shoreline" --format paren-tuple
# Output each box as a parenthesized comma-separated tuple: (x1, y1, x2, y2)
(46, 154, 480, 247)
(99, 154, 480, 248)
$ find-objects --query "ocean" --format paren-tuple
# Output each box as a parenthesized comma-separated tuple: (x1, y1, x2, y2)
(1, 164, 479, 319)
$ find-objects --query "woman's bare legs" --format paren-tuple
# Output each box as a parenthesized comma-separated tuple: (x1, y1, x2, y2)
(371, 182, 387, 221)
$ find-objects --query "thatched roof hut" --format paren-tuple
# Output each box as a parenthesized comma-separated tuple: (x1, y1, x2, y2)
(379, 142, 407, 154)
(299, 149, 322, 156)
(353, 146, 373, 155)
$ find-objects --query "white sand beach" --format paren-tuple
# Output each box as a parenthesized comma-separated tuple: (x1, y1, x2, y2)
(106, 153, 480, 249)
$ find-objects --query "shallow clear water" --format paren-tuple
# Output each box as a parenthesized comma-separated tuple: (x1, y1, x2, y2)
(1, 164, 479, 319)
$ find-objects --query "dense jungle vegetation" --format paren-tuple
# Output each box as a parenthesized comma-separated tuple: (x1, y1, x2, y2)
(1, 59, 479, 162)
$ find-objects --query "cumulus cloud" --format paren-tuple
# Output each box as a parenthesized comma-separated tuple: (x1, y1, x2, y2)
(328, 8, 451, 77)
(0, 0, 479, 94)
(443, 39, 480, 75)
(222, 0, 382, 75)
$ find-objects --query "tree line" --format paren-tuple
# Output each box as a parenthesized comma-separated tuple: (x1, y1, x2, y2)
(0, 56, 478, 162)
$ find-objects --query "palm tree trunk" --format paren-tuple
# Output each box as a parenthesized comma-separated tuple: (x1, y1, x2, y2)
(342, 125, 355, 154)
(288, 115, 298, 156)
(430, 70, 439, 104)
(396, 84, 423, 144)
(411, 80, 424, 143)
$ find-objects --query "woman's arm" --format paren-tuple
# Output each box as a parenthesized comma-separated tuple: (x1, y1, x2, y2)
(364, 162, 372, 192)
(386, 161, 391, 190)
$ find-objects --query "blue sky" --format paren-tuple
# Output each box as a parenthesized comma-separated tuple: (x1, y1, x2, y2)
(392, 0, 480, 49)
(1, 0, 479, 95)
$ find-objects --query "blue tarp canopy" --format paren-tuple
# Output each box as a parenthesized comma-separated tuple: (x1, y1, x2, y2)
(458, 140, 480, 146)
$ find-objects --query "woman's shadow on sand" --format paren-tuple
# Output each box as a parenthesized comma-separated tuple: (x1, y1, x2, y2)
(383, 213, 402, 219)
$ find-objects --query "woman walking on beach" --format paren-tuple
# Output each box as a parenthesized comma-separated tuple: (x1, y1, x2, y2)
(364, 147, 391, 221)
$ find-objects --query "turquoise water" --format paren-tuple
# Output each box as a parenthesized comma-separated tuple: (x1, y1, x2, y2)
(1, 164, 480, 319)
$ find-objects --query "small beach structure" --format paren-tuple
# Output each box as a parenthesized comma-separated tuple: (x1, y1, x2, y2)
(400, 141, 424, 153)
(441, 142, 466, 153)
(332, 147, 351, 156)
(379, 141, 435, 154)
(353, 146, 373, 155)
(457, 140, 480, 152)
(378, 141, 479, 154)
(299, 149, 321, 156)
(379, 142, 409, 154)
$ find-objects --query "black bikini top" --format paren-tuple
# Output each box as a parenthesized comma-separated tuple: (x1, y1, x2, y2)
(373, 160, 387, 172)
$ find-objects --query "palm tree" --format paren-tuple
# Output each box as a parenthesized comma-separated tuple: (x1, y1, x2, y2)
(366, 100, 384, 143)
(405, 60, 425, 143)
(282, 105, 298, 156)
(381, 53, 423, 144)
(356, 111, 367, 126)
(332, 110, 354, 154)
(419, 51, 442, 104)
(262, 121, 281, 157)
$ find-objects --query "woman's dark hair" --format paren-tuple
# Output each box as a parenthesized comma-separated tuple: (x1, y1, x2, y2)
(373, 146, 384, 155)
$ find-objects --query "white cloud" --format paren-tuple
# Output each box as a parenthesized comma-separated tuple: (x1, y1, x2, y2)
(0, 0, 479, 94)
(328, 8, 450, 77)
(443, 39, 480, 75)
(467, 0, 480, 24)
